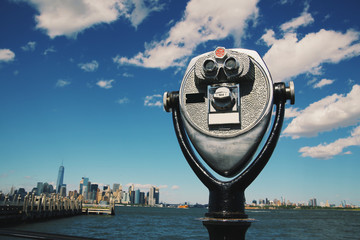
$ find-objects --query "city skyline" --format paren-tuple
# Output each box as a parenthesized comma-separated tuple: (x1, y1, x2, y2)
(4, 179, 355, 208)
(1, 1, 360, 206)
(1, 163, 162, 207)
(1, 163, 356, 207)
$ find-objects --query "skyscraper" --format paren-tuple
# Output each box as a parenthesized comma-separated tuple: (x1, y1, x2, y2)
(56, 164, 65, 194)
(81, 177, 89, 199)
(113, 183, 120, 192)
(148, 186, 159, 206)
(36, 182, 43, 196)
(154, 187, 160, 204)
(60, 184, 67, 197)
(135, 189, 140, 204)
(309, 198, 317, 207)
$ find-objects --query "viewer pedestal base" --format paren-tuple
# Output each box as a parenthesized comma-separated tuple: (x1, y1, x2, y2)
(202, 218, 255, 240)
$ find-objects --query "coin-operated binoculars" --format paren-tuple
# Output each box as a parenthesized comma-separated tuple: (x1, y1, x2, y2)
(164, 47, 294, 239)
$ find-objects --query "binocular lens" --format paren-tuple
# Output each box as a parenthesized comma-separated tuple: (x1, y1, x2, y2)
(203, 59, 217, 73)
(224, 57, 238, 71)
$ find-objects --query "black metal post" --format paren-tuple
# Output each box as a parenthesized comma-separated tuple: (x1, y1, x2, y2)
(202, 218, 251, 240)
(168, 83, 288, 239)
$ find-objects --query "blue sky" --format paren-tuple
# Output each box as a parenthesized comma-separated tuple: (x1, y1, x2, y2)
(1, 0, 359, 206)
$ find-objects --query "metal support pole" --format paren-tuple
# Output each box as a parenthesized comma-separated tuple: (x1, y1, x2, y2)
(168, 82, 288, 239)
(202, 218, 251, 240)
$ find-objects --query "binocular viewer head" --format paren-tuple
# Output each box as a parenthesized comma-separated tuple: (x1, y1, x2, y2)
(164, 47, 294, 177)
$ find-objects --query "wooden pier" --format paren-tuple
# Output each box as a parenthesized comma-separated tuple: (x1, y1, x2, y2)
(0, 193, 82, 225)
(82, 203, 115, 215)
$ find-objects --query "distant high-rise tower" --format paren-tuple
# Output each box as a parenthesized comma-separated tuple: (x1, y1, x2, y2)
(113, 183, 120, 192)
(56, 164, 65, 194)
(80, 177, 89, 199)
(148, 186, 159, 206)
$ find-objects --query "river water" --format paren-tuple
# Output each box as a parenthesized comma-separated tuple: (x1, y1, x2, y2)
(5, 207, 360, 239)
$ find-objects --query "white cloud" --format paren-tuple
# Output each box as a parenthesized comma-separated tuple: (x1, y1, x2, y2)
(283, 84, 360, 139)
(171, 185, 180, 190)
(125, 183, 164, 190)
(0, 49, 15, 62)
(21, 41, 37, 51)
(55, 79, 71, 87)
(144, 94, 162, 107)
(116, 97, 129, 104)
(26, 0, 165, 38)
(125, 0, 165, 29)
(126, 183, 151, 189)
(280, 4, 313, 32)
(43, 46, 56, 55)
(299, 125, 360, 159)
(114, 0, 259, 69)
(122, 72, 134, 78)
(313, 78, 334, 88)
(96, 79, 114, 89)
(260, 4, 360, 83)
(262, 29, 360, 82)
(284, 106, 301, 119)
(306, 78, 317, 86)
(278, 0, 293, 4)
(78, 60, 99, 72)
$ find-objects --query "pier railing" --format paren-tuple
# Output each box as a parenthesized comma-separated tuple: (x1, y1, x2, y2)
(0, 193, 82, 225)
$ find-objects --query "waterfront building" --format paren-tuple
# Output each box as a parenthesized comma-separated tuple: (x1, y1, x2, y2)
(56, 164, 65, 194)
(17, 188, 27, 199)
(309, 198, 317, 207)
(49, 184, 54, 193)
(148, 186, 160, 206)
(104, 186, 111, 202)
(96, 189, 102, 203)
(79, 178, 84, 195)
(31, 187, 37, 194)
(135, 189, 140, 204)
(36, 182, 43, 195)
(60, 184, 67, 197)
(148, 187, 154, 206)
(42, 182, 52, 194)
(113, 183, 120, 192)
(130, 191, 135, 204)
(273, 199, 281, 206)
(90, 184, 98, 192)
(10, 186, 15, 195)
(68, 190, 78, 199)
(90, 184, 98, 201)
(113, 189, 122, 203)
(122, 191, 130, 204)
(140, 192, 145, 205)
(128, 184, 134, 194)
(80, 177, 89, 200)
(155, 187, 159, 204)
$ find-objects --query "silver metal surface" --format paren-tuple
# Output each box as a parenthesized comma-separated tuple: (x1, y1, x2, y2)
(179, 48, 274, 177)
(163, 92, 170, 112)
(286, 81, 295, 105)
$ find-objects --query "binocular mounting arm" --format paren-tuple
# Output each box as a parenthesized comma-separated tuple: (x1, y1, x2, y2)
(166, 82, 290, 192)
